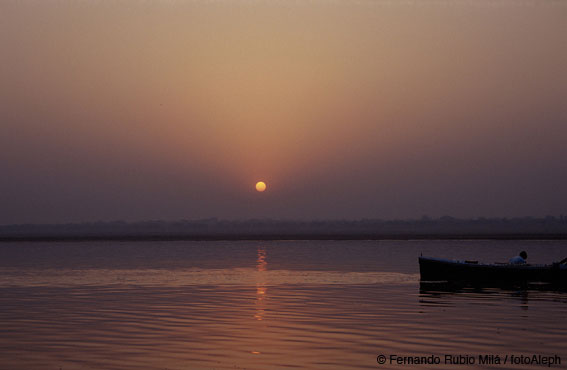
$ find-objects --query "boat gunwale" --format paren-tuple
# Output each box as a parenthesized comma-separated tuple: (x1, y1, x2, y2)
(419, 256, 563, 271)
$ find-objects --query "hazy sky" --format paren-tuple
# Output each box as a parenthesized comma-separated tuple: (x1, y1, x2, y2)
(1, 0, 566, 224)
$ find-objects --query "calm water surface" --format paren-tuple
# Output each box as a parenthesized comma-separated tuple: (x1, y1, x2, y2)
(0, 240, 566, 369)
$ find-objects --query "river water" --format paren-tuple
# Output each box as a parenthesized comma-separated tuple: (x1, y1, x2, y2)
(0, 240, 566, 369)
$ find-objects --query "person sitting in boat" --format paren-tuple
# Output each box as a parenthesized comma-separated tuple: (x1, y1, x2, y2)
(509, 251, 528, 265)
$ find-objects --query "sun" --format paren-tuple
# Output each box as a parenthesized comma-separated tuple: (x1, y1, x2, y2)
(255, 181, 267, 192)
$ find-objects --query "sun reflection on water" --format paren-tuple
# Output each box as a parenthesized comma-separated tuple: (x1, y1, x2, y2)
(254, 248, 268, 322)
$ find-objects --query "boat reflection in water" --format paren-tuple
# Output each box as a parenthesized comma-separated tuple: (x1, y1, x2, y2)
(419, 281, 567, 311)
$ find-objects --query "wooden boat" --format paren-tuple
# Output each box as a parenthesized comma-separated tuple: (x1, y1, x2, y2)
(419, 256, 567, 285)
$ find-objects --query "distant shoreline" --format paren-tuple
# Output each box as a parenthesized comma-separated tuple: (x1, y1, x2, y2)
(2, 217, 566, 242)
(1, 233, 566, 242)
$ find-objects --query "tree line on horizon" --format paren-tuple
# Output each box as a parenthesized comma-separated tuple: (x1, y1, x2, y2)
(1, 216, 566, 238)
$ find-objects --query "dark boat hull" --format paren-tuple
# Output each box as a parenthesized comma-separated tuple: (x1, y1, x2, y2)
(419, 257, 567, 285)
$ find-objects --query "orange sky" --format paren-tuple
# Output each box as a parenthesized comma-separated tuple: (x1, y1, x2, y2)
(1, 0, 566, 223)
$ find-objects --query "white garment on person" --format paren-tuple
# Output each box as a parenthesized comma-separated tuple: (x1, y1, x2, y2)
(509, 255, 526, 264)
